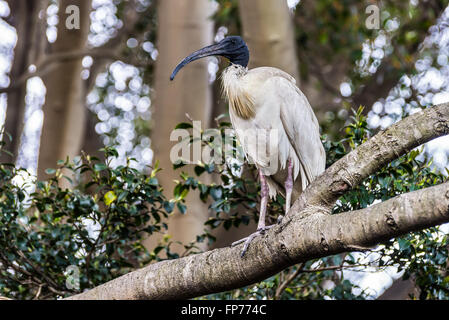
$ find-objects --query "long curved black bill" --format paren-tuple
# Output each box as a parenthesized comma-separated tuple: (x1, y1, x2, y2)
(170, 43, 225, 81)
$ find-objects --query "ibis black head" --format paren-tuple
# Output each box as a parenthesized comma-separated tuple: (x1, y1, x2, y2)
(170, 36, 249, 81)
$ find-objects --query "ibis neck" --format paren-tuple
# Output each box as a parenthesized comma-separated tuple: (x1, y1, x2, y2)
(221, 65, 255, 120)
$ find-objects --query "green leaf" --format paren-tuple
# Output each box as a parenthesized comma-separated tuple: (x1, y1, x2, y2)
(103, 191, 117, 206)
(94, 163, 107, 172)
(398, 238, 411, 251)
(117, 191, 128, 203)
(148, 177, 159, 186)
(218, 121, 232, 128)
(177, 202, 187, 214)
(194, 165, 206, 176)
(164, 201, 175, 213)
(45, 168, 56, 175)
(175, 122, 193, 129)
(173, 162, 186, 170)
(210, 187, 222, 200)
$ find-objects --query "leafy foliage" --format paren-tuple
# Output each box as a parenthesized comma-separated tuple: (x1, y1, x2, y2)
(0, 146, 181, 299)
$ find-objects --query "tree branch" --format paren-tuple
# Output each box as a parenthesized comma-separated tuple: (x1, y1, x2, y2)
(0, 49, 151, 94)
(66, 104, 449, 300)
(292, 103, 449, 214)
(274, 263, 304, 299)
(68, 181, 449, 300)
(352, 0, 446, 111)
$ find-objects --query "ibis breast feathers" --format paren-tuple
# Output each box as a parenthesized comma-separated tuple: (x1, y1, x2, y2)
(222, 66, 297, 120)
(222, 65, 255, 119)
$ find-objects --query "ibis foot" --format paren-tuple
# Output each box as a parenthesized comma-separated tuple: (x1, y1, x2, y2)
(232, 225, 274, 257)
(277, 215, 284, 224)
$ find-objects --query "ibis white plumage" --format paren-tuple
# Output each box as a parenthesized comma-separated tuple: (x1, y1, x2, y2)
(170, 36, 326, 256)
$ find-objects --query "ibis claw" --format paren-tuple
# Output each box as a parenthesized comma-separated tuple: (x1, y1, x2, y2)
(277, 215, 284, 224)
(231, 225, 274, 257)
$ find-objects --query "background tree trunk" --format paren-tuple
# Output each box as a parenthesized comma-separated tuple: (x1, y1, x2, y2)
(146, 0, 215, 252)
(238, 0, 300, 83)
(38, 0, 91, 181)
(2, 0, 47, 163)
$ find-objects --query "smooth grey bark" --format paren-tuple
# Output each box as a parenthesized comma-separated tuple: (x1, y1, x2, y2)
(145, 0, 215, 253)
(1, 0, 47, 163)
(292, 104, 449, 214)
(68, 103, 449, 300)
(1, 0, 29, 163)
(38, 0, 91, 181)
(238, 0, 300, 83)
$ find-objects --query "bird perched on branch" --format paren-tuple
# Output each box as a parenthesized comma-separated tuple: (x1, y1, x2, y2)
(170, 36, 325, 256)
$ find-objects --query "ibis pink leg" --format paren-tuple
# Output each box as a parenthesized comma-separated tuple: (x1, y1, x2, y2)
(257, 170, 269, 230)
(285, 159, 293, 214)
(232, 169, 273, 257)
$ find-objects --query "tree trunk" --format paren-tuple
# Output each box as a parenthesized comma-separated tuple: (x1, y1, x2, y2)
(238, 0, 300, 83)
(2, 0, 47, 163)
(146, 0, 215, 251)
(38, 0, 91, 181)
(81, 110, 103, 161)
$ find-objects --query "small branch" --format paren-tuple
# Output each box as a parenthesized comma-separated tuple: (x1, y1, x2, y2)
(300, 264, 368, 273)
(0, 49, 152, 94)
(352, 0, 445, 111)
(343, 244, 375, 252)
(33, 284, 43, 300)
(15, 249, 63, 292)
(274, 263, 304, 299)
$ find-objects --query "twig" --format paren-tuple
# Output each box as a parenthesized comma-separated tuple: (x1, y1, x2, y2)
(274, 263, 305, 299)
(33, 284, 43, 300)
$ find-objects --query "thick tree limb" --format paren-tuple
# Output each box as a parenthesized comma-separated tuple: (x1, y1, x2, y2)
(67, 104, 449, 300)
(293, 103, 449, 214)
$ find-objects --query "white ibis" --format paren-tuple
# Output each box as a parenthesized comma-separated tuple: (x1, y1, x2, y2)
(170, 36, 326, 256)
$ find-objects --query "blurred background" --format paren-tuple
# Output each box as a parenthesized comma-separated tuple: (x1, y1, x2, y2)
(1, 0, 449, 299)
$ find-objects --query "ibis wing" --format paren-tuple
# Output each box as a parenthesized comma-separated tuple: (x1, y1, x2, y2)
(265, 77, 326, 184)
